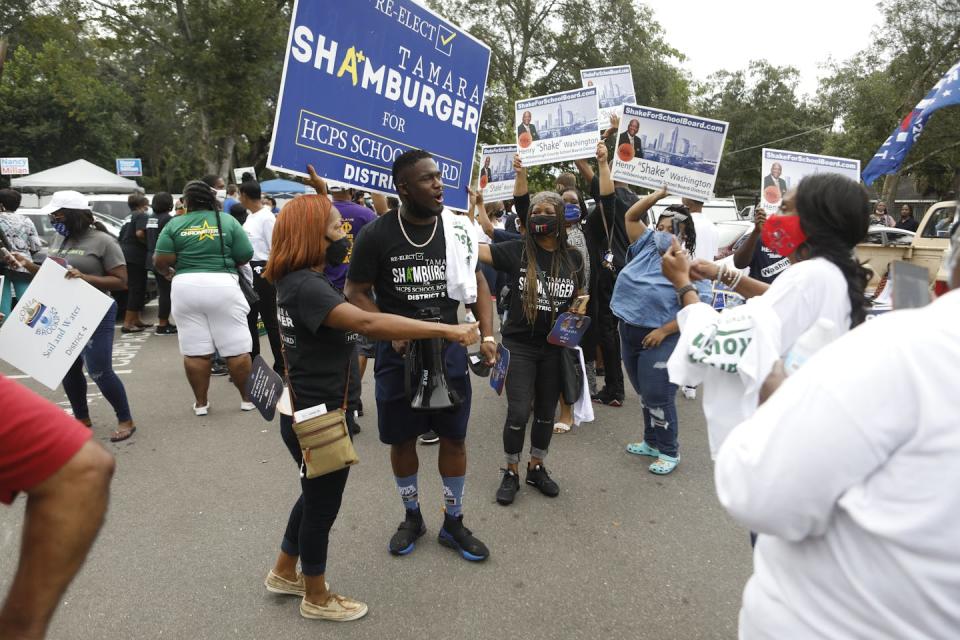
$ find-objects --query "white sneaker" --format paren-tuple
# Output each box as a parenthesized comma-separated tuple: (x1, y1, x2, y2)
(240, 401, 256, 411)
(464, 310, 476, 323)
(681, 386, 697, 400)
(194, 403, 210, 416)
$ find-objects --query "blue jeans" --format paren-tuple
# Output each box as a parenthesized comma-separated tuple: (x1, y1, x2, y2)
(619, 323, 679, 457)
(62, 301, 133, 423)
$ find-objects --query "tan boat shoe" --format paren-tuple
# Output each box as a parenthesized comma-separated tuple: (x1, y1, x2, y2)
(264, 571, 305, 596)
(299, 593, 368, 622)
(264, 571, 330, 596)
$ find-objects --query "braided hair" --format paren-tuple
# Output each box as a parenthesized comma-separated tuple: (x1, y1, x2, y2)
(183, 180, 219, 213)
(520, 191, 583, 326)
(794, 173, 871, 327)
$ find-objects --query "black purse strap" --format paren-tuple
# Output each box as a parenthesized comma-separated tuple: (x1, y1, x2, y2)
(213, 210, 232, 272)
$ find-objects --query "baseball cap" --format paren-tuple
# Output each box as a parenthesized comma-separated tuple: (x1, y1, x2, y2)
(327, 181, 352, 193)
(39, 190, 92, 215)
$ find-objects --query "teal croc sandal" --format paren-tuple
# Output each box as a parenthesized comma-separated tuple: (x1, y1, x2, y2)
(649, 454, 679, 475)
(626, 441, 659, 457)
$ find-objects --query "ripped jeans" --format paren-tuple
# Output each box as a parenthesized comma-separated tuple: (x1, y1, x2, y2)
(619, 323, 679, 458)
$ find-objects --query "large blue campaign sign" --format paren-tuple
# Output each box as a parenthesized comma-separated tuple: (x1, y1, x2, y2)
(267, 0, 491, 211)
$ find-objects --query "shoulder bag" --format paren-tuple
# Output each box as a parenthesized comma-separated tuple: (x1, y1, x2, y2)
(214, 210, 259, 306)
(280, 338, 359, 479)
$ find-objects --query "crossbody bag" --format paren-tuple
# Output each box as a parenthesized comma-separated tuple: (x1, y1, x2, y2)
(280, 338, 358, 479)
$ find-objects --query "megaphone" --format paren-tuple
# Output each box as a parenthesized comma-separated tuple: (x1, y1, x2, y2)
(405, 308, 463, 412)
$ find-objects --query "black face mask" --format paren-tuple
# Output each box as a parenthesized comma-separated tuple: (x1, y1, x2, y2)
(528, 214, 559, 237)
(325, 237, 350, 266)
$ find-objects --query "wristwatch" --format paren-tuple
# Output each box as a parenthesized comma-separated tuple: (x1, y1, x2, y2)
(675, 284, 697, 304)
(482, 336, 496, 344)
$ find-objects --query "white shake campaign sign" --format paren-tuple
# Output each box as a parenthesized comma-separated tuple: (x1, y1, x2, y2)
(0, 260, 113, 389)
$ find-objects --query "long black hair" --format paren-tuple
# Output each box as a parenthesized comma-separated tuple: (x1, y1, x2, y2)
(520, 191, 583, 326)
(794, 173, 871, 327)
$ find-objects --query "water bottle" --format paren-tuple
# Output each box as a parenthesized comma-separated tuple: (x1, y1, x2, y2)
(783, 318, 837, 376)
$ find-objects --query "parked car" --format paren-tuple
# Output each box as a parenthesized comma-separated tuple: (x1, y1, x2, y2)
(88, 194, 150, 220)
(855, 200, 957, 295)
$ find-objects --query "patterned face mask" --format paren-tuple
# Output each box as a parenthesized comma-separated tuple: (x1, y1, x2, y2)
(762, 214, 807, 256)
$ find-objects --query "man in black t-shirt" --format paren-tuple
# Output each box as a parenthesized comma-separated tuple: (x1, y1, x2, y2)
(120, 194, 152, 333)
(345, 149, 496, 563)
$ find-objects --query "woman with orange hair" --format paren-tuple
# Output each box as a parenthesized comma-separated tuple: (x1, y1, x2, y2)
(261, 167, 479, 623)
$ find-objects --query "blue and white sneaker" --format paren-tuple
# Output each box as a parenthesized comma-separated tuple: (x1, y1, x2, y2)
(438, 513, 489, 562)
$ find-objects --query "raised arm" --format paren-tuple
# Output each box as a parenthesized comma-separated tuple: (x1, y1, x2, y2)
(513, 154, 527, 197)
(371, 192, 389, 215)
(624, 186, 667, 244)
(733, 208, 765, 270)
(596, 142, 614, 197)
(574, 158, 595, 185)
(601, 112, 620, 142)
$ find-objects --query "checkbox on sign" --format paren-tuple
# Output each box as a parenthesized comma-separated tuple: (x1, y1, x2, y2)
(436, 25, 456, 56)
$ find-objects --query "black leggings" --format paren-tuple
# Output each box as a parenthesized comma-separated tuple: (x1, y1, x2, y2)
(502, 337, 562, 464)
(279, 414, 352, 576)
(126, 262, 148, 312)
(154, 271, 171, 321)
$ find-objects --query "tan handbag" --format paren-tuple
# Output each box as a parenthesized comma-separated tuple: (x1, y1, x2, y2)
(282, 347, 359, 479)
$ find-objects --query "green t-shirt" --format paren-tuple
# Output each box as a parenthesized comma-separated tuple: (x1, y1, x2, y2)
(154, 210, 254, 275)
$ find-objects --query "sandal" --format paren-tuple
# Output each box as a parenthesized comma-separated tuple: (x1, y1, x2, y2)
(135, 322, 154, 328)
(110, 425, 137, 442)
(120, 326, 145, 334)
(626, 441, 659, 457)
(553, 422, 571, 433)
(649, 454, 679, 475)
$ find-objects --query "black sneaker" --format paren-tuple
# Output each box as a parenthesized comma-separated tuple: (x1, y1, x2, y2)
(211, 363, 229, 376)
(349, 418, 361, 436)
(496, 469, 520, 505)
(525, 464, 560, 497)
(591, 388, 623, 407)
(156, 325, 178, 335)
(438, 513, 489, 562)
(388, 509, 425, 556)
(418, 430, 440, 445)
(357, 399, 364, 417)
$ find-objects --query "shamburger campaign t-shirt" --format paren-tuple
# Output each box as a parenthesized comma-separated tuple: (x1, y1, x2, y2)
(489, 239, 583, 339)
(348, 209, 461, 324)
(275, 269, 360, 411)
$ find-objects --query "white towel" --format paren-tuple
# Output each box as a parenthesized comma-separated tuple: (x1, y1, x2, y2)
(572, 346, 595, 426)
(668, 301, 781, 458)
(441, 209, 478, 304)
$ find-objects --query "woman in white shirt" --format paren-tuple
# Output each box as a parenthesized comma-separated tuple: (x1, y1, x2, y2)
(662, 173, 871, 457)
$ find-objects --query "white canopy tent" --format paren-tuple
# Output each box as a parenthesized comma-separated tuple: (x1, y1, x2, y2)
(11, 159, 140, 195)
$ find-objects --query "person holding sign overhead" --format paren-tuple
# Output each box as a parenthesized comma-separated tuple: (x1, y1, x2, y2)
(260, 172, 478, 622)
(477, 154, 585, 505)
(6, 191, 136, 442)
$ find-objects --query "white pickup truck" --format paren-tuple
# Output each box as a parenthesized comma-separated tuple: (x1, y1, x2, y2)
(855, 200, 957, 296)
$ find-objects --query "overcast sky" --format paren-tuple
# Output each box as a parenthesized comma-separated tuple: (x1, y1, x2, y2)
(647, 0, 884, 97)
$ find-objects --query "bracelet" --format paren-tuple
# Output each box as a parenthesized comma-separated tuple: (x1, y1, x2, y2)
(482, 336, 496, 344)
(675, 284, 697, 304)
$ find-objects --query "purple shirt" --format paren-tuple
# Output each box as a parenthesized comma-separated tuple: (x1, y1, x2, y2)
(324, 199, 376, 289)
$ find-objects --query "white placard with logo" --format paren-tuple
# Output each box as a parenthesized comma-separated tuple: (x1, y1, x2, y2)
(0, 260, 113, 389)
(1, 157, 29, 175)
(580, 65, 636, 131)
(233, 166, 256, 183)
(515, 87, 599, 167)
